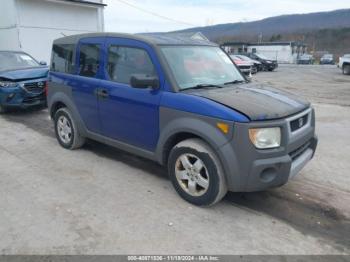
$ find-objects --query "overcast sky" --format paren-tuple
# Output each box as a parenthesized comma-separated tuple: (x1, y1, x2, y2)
(104, 0, 350, 33)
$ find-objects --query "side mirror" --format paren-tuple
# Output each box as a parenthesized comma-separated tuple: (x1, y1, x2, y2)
(39, 61, 47, 66)
(130, 74, 159, 89)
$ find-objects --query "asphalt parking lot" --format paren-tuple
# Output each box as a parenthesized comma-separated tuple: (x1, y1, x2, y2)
(0, 64, 349, 255)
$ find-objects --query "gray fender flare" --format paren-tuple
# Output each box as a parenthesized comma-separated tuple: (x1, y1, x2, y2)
(49, 92, 88, 137)
(156, 116, 241, 191)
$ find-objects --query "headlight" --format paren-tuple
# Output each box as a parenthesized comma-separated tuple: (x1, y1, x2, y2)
(249, 127, 281, 149)
(0, 81, 18, 88)
(266, 61, 272, 64)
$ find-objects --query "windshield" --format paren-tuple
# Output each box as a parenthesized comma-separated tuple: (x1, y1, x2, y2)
(161, 46, 245, 90)
(0, 52, 39, 71)
(255, 53, 269, 60)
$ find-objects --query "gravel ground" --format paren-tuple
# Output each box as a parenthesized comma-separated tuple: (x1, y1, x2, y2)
(0, 65, 349, 255)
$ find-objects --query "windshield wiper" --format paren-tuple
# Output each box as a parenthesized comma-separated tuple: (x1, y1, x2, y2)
(224, 80, 246, 85)
(183, 83, 224, 91)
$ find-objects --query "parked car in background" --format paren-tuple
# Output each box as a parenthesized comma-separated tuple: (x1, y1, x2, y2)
(230, 55, 253, 76)
(0, 51, 48, 113)
(338, 54, 350, 75)
(320, 54, 334, 65)
(246, 53, 278, 71)
(48, 33, 317, 206)
(235, 55, 262, 73)
(297, 54, 315, 65)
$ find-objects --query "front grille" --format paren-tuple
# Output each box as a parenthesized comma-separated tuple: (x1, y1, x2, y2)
(290, 114, 308, 132)
(289, 141, 311, 161)
(24, 81, 45, 93)
(239, 65, 251, 70)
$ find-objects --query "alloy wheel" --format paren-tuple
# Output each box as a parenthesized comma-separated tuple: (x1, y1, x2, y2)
(175, 153, 209, 197)
(57, 115, 72, 144)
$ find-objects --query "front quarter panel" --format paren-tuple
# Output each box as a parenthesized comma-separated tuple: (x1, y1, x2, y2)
(159, 91, 249, 122)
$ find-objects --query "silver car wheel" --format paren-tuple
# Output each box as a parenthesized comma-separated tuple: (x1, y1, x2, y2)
(175, 153, 209, 197)
(57, 115, 72, 144)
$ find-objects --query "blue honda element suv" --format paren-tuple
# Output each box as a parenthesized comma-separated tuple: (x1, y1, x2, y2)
(48, 33, 317, 206)
(0, 51, 48, 113)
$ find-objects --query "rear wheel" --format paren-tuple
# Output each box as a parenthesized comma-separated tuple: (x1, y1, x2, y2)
(168, 138, 227, 206)
(343, 64, 350, 75)
(0, 105, 6, 114)
(54, 107, 85, 149)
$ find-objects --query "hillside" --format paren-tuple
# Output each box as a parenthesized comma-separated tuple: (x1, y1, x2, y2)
(174, 9, 350, 42)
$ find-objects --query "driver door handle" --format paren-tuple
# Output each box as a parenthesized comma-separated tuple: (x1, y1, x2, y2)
(96, 88, 109, 99)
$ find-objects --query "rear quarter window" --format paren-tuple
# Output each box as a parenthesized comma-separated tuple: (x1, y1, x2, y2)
(51, 44, 75, 74)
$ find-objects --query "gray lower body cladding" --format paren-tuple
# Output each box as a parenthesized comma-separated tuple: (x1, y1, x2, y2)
(158, 107, 317, 192)
(49, 82, 317, 193)
(219, 108, 317, 192)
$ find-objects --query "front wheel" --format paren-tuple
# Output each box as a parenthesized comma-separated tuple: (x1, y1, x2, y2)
(343, 64, 350, 75)
(168, 138, 227, 206)
(0, 105, 6, 114)
(54, 107, 85, 149)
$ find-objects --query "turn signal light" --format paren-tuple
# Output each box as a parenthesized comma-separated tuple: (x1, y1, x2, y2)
(44, 81, 48, 96)
(217, 122, 229, 134)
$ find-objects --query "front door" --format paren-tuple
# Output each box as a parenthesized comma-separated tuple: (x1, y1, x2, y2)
(98, 37, 164, 151)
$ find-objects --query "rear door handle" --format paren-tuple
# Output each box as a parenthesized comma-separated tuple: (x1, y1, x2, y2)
(96, 88, 109, 99)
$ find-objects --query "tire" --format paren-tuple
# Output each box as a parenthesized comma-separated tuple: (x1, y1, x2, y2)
(343, 64, 350, 75)
(168, 138, 227, 206)
(54, 107, 85, 149)
(0, 105, 6, 114)
(252, 66, 257, 74)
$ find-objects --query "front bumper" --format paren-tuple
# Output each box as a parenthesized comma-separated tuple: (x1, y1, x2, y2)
(0, 81, 46, 109)
(320, 60, 334, 65)
(265, 62, 277, 70)
(218, 107, 317, 192)
(238, 66, 252, 75)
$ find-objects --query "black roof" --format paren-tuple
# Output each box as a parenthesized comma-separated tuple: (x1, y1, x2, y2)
(54, 32, 217, 47)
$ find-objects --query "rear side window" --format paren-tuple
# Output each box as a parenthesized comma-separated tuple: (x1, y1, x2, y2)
(79, 44, 101, 78)
(107, 46, 156, 85)
(51, 44, 75, 74)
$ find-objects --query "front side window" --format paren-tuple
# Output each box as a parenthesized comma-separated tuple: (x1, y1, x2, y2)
(0, 52, 39, 71)
(107, 46, 156, 85)
(51, 44, 75, 74)
(161, 46, 245, 90)
(79, 44, 100, 77)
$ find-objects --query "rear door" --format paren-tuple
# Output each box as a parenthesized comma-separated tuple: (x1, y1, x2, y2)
(72, 37, 105, 134)
(98, 37, 164, 151)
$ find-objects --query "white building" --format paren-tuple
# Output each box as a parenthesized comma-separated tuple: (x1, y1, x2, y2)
(222, 42, 307, 64)
(0, 0, 105, 63)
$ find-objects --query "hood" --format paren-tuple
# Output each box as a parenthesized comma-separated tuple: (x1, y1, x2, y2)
(235, 60, 252, 66)
(186, 83, 310, 121)
(251, 59, 262, 64)
(0, 67, 48, 81)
